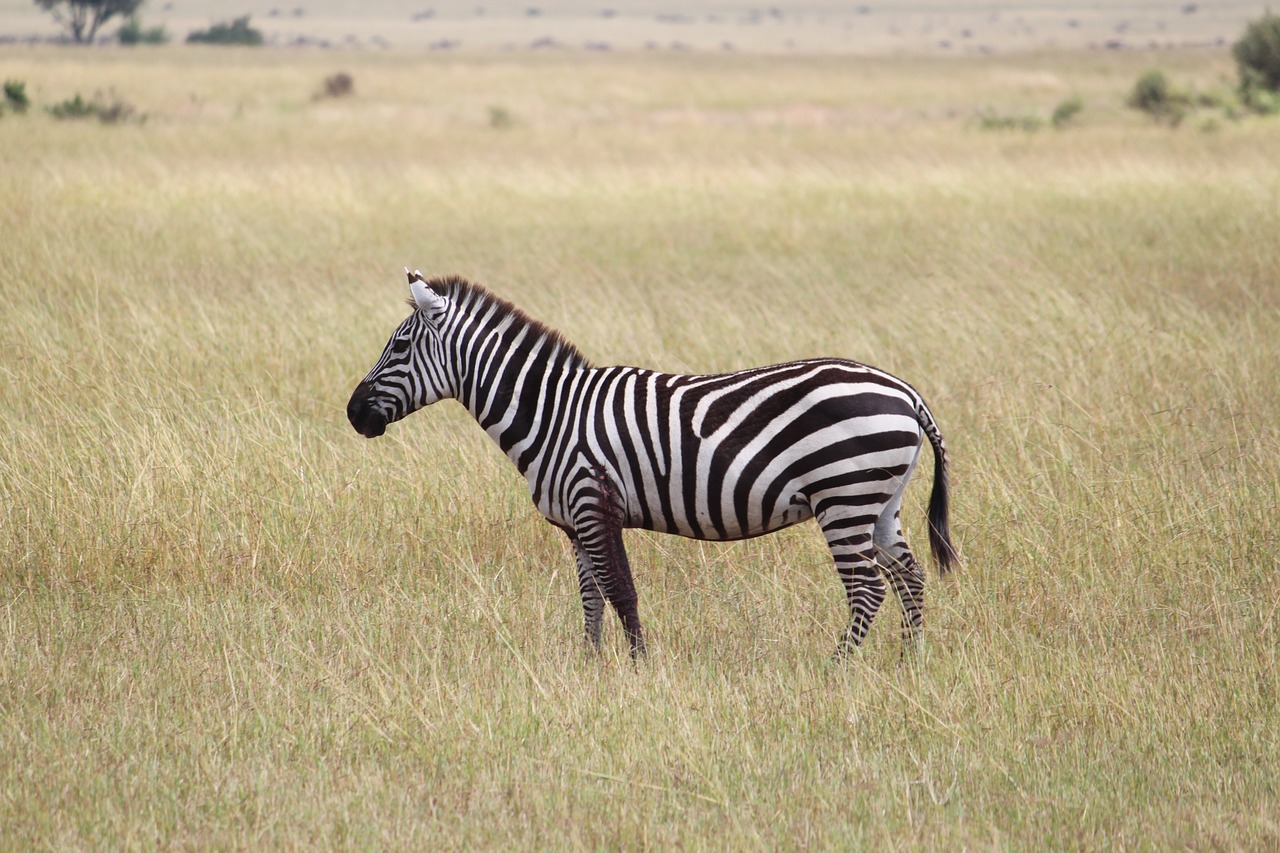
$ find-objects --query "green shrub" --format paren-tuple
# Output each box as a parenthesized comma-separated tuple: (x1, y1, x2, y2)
(488, 105, 514, 129)
(186, 15, 263, 46)
(1127, 69, 1189, 125)
(3, 79, 30, 115)
(1050, 95, 1083, 128)
(47, 90, 142, 124)
(975, 109, 1042, 132)
(1232, 12, 1280, 93)
(118, 13, 169, 45)
(1129, 70, 1170, 112)
(47, 93, 96, 120)
(1241, 84, 1280, 115)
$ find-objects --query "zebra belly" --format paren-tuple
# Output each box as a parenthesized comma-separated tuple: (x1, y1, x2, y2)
(631, 496, 815, 542)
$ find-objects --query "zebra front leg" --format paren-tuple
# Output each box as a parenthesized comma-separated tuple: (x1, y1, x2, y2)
(564, 530, 605, 650)
(571, 470, 645, 659)
(600, 523, 645, 659)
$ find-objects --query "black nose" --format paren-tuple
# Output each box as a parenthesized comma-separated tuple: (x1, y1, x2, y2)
(347, 384, 389, 439)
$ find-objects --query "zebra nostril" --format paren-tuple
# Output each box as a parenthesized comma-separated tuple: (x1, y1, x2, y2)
(346, 392, 366, 427)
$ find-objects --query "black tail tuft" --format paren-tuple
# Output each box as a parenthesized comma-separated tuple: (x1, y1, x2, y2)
(927, 451, 958, 574)
(918, 403, 959, 574)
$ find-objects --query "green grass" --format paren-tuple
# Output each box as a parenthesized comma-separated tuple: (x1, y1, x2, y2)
(2, 46, 1279, 848)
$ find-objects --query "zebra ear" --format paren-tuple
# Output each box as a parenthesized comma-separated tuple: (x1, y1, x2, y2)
(406, 268, 446, 314)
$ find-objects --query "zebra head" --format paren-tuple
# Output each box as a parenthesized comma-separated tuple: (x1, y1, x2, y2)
(347, 270, 454, 439)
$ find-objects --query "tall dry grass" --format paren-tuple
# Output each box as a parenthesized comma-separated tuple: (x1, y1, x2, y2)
(1, 46, 1278, 847)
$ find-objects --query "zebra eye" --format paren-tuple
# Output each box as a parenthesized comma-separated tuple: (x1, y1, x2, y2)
(391, 337, 411, 354)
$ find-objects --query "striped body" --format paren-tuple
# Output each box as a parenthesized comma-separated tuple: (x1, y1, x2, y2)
(508, 362, 926, 543)
(348, 274, 957, 657)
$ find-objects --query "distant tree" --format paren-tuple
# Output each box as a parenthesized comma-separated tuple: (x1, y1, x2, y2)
(34, 0, 143, 44)
(1233, 12, 1280, 91)
(1233, 12, 1280, 113)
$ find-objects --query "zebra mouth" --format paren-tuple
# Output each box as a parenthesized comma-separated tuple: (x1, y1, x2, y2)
(347, 388, 389, 438)
(356, 417, 386, 439)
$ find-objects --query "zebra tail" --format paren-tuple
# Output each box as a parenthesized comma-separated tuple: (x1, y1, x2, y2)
(917, 403, 959, 575)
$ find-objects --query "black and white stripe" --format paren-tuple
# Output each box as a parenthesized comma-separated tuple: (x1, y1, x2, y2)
(348, 272, 958, 657)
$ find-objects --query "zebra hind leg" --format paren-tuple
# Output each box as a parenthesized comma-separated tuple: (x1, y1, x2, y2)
(875, 503, 927, 655)
(819, 509, 886, 657)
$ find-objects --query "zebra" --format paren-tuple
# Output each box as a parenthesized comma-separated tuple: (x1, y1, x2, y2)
(347, 271, 958, 659)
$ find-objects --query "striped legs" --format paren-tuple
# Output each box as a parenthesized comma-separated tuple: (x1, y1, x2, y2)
(876, 510, 926, 648)
(566, 532, 606, 649)
(818, 506, 885, 656)
(820, 498, 927, 655)
(565, 468, 646, 659)
(874, 464, 927, 649)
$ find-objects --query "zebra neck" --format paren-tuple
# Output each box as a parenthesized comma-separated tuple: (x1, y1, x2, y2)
(456, 322, 587, 471)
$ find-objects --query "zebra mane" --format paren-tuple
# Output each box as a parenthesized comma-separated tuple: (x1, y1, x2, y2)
(411, 275, 592, 368)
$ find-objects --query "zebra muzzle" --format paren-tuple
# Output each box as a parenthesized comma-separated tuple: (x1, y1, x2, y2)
(347, 387, 389, 439)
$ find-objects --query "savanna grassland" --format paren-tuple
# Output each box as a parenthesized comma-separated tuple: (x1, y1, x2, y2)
(2, 42, 1279, 849)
